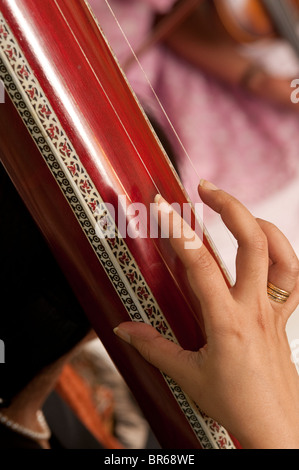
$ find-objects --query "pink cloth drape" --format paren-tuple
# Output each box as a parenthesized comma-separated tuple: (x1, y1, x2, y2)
(90, 0, 299, 208)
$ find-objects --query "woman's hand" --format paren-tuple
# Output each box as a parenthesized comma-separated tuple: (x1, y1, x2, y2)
(114, 180, 299, 449)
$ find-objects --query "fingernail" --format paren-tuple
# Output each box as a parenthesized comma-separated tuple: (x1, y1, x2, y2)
(199, 179, 218, 191)
(154, 194, 162, 204)
(113, 327, 131, 344)
(154, 194, 173, 214)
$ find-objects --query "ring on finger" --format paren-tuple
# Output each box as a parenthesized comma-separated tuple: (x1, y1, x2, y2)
(267, 282, 291, 304)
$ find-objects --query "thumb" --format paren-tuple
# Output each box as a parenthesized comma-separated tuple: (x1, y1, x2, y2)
(114, 322, 198, 385)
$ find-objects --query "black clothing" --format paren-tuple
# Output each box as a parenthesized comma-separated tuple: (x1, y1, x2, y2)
(0, 423, 43, 449)
(0, 162, 91, 402)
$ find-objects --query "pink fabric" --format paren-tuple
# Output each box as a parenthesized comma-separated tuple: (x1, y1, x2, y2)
(142, 0, 176, 13)
(89, 0, 299, 208)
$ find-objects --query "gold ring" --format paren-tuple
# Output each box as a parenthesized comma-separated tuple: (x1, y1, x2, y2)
(267, 282, 290, 304)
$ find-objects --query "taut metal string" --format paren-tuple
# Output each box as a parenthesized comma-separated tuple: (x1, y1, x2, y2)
(101, 0, 238, 264)
(103, 0, 202, 182)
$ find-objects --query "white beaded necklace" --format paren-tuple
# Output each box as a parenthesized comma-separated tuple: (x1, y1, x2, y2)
(0, 410, 51, 442)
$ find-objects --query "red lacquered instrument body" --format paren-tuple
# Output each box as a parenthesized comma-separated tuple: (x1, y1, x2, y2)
(0, 0, 236, 449)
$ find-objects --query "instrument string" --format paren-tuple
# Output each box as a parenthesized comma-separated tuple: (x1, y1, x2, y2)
(58, 0, 163, 198)
(103, 0, 201, 181)
(103, 0, 238, 257)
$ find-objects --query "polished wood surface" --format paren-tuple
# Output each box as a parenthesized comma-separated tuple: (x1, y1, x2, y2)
(0, 0, 237, 448)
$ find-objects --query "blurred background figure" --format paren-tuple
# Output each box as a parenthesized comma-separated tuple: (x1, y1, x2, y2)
(89, 0, 299, 346)
(63, 337, 157, 449)
(89, 0, 299, 203)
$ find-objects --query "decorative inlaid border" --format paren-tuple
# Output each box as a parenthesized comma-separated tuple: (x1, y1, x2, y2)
(0, 12, 234, 449)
